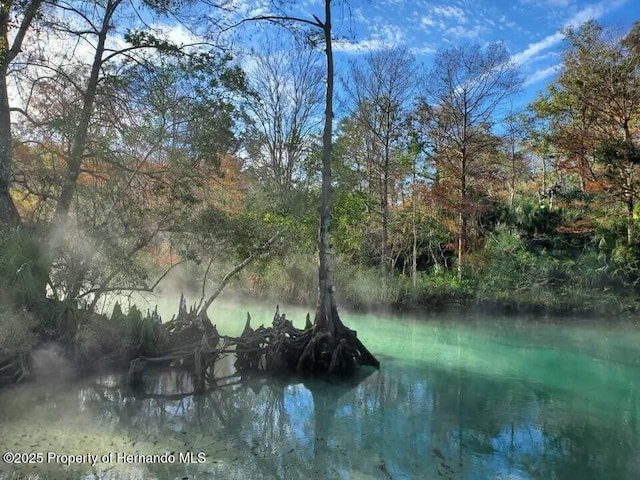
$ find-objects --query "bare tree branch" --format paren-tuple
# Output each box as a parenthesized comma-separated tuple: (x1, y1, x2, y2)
(7, 0, 46, 65)
(198, 232, 279, 317)
(82, 259, 189, 309)
(222, 14, 322, 34)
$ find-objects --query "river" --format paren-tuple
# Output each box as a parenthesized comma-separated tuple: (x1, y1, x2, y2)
(1, 301, 639, 479)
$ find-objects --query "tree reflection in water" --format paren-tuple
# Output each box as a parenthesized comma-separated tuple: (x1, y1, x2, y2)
(53, 359, 636, 479)
(1, 316, 640, 480)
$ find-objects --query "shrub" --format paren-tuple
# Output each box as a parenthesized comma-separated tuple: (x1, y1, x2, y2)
(0, 227, 49, 309)
(0, 306, 37, 354)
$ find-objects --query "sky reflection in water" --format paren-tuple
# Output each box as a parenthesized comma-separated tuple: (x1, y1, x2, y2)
(1, 306, 639, 479)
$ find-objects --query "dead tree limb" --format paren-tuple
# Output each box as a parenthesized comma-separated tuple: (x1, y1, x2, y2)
(197, 232, 279, 318)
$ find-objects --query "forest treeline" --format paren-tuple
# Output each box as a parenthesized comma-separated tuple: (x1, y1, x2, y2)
(1, 0, 640, 365)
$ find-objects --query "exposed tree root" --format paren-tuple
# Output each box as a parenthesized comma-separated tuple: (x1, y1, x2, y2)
(0, 352, 30, 386)
(297, 304, 379, 376)
(126, 300, 380, 390)
(0, 293, 379, 391)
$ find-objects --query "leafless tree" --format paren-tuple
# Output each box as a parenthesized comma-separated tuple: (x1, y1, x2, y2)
(344, 47, 417, 273)
(245, 37, 323, 198)
(229, 0, 379, 372)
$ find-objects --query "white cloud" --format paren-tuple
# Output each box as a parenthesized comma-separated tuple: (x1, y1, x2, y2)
(566, 0, 627, 26)
(149, 23, 203, 47)
(511, 0, 628, 66)
(432, 6, 467, 23)
(226, 0, 271, 17)
(519, 0, 573, 7)
(353, 8, 372, 27)
(420, 4, 468, 32)
(446, 24, 485, 40)
(410, 45, 437, 55)
(524, 64, 561, 86)
(333, 38, 389, 53)
(420, 16, 445, 31)
(373, 23, 405, 44)
(511, 32, 564, 65)
(335, 22, 405, 53)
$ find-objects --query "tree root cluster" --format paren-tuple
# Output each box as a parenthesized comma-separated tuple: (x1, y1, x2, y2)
(0, 352, 29, 386)
(0, 293, 380, 392)
(127, 300, 380, 391)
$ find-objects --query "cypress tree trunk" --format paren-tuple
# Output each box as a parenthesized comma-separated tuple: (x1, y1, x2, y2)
(298, 0, 379, 375)
(315, 0, 336, 333)
(0, 0, 45, 227)
(0, 70, 18, 226)
(52, 0, 122, 234)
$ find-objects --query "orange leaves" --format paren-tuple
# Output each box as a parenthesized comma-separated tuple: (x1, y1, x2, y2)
(555, 217, 596, 236)
(205, 154, 245, 215)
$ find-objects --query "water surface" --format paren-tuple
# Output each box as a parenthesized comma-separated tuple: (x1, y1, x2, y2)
(1, 304, 639, 479)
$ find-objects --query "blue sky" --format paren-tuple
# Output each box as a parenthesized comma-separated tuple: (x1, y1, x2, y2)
(36, 0, 639, 113)
(273, 0, 640, 108)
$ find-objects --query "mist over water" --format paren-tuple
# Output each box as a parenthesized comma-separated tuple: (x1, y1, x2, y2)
(1, 303, 639, 479)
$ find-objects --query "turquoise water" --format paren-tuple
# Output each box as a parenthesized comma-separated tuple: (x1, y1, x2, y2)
(1, 303, 639, 479)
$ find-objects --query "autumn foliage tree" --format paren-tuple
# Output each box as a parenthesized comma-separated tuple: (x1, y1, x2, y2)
(11, 14, 248, 304)
(422, 43, 521, 280)
(533, 21, 640, 245)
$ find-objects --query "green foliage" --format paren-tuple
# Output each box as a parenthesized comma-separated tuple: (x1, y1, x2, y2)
(114, 303, 163, 354)
(332, 190, 368, 260)
(44, 300, 81, 339)
(0, 227, 48, 309)
(76, 303, 164, 358)
(247, 252, 317, 305)
(125, 305, 163, 355)
(496, 198, 562, 240)
(333, 263, 394, 308)
(123, 30, 182, 54)
(243, 184, 318, 255)
(610, 244, 640, 282)
(597, 138, 640, 164)
(475, 227, 635, 313)
(479, 229, 561, 294)
(334, 261, 471, 310)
